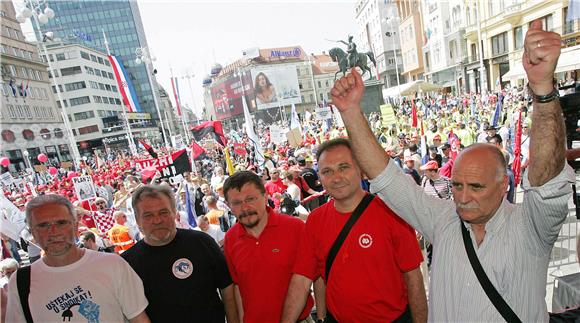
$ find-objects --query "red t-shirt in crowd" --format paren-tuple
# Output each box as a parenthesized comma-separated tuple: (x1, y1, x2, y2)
(264, 179, 287, 209)
(224, 208, 313, 323)
(293, 196, 423, 322)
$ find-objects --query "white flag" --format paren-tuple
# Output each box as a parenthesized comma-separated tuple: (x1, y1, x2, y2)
(290, 103, 302, 134)
(243, 97, 265, 165)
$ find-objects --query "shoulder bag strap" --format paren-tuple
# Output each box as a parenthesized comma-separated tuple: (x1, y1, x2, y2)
(325, 194, 375, 281)
(460, 221, 522, 323)
(16, 266, 33, 323)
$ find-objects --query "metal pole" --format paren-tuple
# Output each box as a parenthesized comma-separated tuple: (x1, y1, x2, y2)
(308, 55, 318, 107)
(140, 48, 171, 148)
(28, 3, 81, 168)
(475, 0, 487, 93)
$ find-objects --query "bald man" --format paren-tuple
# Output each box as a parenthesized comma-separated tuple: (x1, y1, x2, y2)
(329, 20, 574, 322)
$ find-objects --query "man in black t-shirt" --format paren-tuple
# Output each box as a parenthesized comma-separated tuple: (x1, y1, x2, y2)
(122, 185, 238, 323)
(297, 156, 324, 211)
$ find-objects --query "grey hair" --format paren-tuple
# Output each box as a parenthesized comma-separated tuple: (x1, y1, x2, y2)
(0, 258, 19, 273)
(131, 184, 177, 218)
(25, 194, 76, 226)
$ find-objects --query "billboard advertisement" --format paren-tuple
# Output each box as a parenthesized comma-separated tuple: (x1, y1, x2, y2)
(210, 74, 255, 120)
(251, 65, 301, 110)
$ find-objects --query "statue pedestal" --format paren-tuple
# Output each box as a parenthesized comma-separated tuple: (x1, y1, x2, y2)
(360, 79, 385, 116)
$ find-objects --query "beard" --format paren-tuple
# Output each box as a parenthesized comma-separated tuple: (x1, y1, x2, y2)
(238, 210, 259, 229)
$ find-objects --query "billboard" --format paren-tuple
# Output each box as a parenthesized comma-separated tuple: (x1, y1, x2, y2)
(251, 65, 301, 110)
(210, 73, 255, 120)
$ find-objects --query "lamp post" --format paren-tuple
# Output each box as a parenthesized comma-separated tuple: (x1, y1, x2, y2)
(182, 71, 199, 124)
(135, 47, 171, 148)
(17, 0, 82, 169)
(22, 150, 31, 170)
(307, 54, 319, 107)
(385, 16, 402, 104)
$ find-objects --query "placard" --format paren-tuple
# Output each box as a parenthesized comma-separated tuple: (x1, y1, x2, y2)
(0, 172, 14, 187)
(315, 106, 333, 120)
(380, 104, 396, 127)
(72, 176, 97, 201)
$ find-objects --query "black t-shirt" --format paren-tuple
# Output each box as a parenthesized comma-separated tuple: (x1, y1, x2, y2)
(122, 229, 232, 323)
(300, 167, 322, 197)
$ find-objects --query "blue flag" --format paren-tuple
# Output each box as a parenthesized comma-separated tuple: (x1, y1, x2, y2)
(185, 184, 197, 227)
(492, 99, 502, 127)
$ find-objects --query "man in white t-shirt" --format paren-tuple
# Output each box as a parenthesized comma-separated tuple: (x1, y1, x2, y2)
(7, 194, 150, 323)
(195, 215, 225, 247)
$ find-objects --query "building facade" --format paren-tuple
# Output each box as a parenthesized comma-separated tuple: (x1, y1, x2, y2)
(396, 0, 426, 83)
(1, 1, 70, 173)
(38, 0, 164, 133)
(355, 0, 405, 88)
(44, 43, 159, 155)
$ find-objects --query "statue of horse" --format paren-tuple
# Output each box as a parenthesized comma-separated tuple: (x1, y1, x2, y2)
(329, 47, 377, 80)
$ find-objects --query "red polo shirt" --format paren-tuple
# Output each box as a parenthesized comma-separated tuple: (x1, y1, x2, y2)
(265, 179, 287, 209)
(293, 196, 423, 322)
(224, 208, 313, 322)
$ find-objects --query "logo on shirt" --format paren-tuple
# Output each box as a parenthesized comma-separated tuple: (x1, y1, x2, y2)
(359, 233, 373, 248)
(172, 258, 193, 279)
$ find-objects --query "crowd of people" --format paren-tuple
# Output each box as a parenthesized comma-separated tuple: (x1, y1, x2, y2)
(0, 20, 579, 323)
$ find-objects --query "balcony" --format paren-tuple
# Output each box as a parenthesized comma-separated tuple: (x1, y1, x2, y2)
(503, 3, 523, 24)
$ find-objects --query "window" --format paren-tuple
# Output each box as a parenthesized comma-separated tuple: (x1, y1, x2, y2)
(111, 85, 117, 92)
(78, 125, 99, 135)
(1, 130, 15, 143)
(28, 68, 36, 80)
(8, 65, 16, 76)
(85, 66, 95, 75)
(60, 66, 82, 76)
(449, 40, 457, 61)
(54, 128, 64, 138)
(7, 105, 17, 118)
(108, 72, 114, 79)
(93, 95, 103, 103)
(80, 51, 90, 60)
(56, 53, 66, 61)
(514, 26, 523, 50)
(74, 111, 95, 121)
(40, 129, 51, 139)
(36, 70, 42, 80)
(105, 84, 111, 91)
(65, 81, 87, 91)
(70, 96, 91, 106)
(97, 57, 104, 64)
(491, 32, 508, 56)
(99, 83, 105, 90)
(317, 81, 322, 88)
(95, 69, 102, 77)
(90, 81, 99, 89)
(90, 54, 97, 62)
(22, 129, 35, 141)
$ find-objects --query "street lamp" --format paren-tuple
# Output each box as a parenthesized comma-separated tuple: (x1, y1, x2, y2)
(22, 150, 31, 170)
(134, 46, 171, 148)
(17, 0, 82, 169)
(385, 15, 402, 104)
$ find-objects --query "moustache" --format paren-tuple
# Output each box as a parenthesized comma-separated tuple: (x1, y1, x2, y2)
(238, 211, 257, 219)
(456, 203, 478, 209)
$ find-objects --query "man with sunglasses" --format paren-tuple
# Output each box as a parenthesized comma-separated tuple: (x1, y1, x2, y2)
(7, 194, 150, 322)
(222, 171, 314, 323)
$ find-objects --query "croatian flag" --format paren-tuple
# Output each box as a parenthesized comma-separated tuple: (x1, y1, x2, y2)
(108, 55, 142, 113)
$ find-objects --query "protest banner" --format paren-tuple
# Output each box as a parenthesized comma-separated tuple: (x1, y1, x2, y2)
(72, 176, 97, 201)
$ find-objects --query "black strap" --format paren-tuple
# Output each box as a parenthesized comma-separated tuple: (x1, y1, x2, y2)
(460, 221, 522, 323)
(325, 194, 374, 280)
(16, 266, 33, 323)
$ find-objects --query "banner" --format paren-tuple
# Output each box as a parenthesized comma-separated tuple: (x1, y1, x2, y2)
(251, 65, 302, 110)
(210, 73, 254, 120)
(72, 176, 97, 201)
(191, 121, 227, 147)
(135, 149, 192, 180)
(315, 106, 333, 120)
(233, 143, 247, 156)
(380, 104, 396, 127)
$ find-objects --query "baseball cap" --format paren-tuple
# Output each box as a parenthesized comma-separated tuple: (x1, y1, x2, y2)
(420, 160, 439, 171)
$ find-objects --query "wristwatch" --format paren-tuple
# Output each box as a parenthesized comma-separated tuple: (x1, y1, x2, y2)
(527, 84, 560, 103)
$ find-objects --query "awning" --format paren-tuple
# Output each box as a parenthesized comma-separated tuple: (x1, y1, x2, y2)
(504, 45, 580, 80)
(382, 80, 443, 97)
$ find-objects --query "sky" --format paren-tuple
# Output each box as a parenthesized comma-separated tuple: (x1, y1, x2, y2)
(15, 0, 358, 117)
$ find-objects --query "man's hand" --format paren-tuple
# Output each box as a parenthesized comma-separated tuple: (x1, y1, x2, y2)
(330, 68, 365, 113)
(523, 19, 561, 95)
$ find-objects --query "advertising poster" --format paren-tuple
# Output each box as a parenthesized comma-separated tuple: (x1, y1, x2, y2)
(251, 65, 302, 110)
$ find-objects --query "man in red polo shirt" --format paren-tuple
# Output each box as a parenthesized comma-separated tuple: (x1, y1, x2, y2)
(223, 171, 314, 323)
(282, 138, 427, 323)
(264, 168, 287, 210)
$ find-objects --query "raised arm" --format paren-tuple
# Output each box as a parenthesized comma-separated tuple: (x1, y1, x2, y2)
(330, 68, 389, 179)
(524, 19, 565, 186)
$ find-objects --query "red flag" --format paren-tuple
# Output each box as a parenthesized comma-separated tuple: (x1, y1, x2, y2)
(448, 129, 461, 161)
(512, 111, 523, 186)
(411, 100, 418, 128)
(190, 141, 206, 160)
(138, 139, 158, 158)
(191, 121, 227, 147)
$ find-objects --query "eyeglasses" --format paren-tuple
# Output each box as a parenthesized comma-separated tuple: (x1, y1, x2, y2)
(33, 219, 73, 231)
(229, 195, 260, 208)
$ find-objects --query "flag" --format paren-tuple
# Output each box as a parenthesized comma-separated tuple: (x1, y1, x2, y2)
(290, 103, 302, 133)
(94, 151, 105, 169)
(8, 79, 16, 97)
(108, 55, 142, 113)
(567, 0, 580, 22)
(420, 119, 428, 164)
(224, 147, 235, 176)
(512, 111, 523, 186)
(242, 96, 264, 165)
(18, 81, 25, 97)
(492, 99, 502, 127)
(448, 129, 461, 161)
(138, 139, 158, 158)
(185, 184, 197, 228)
(171, 77, 182, 117)
(24, 80, 29, 97)
(411, 99, 418, 128)
(135, 149, 192, 179)
(190, 141, 206, 160)
(191, 121, 227, 147)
